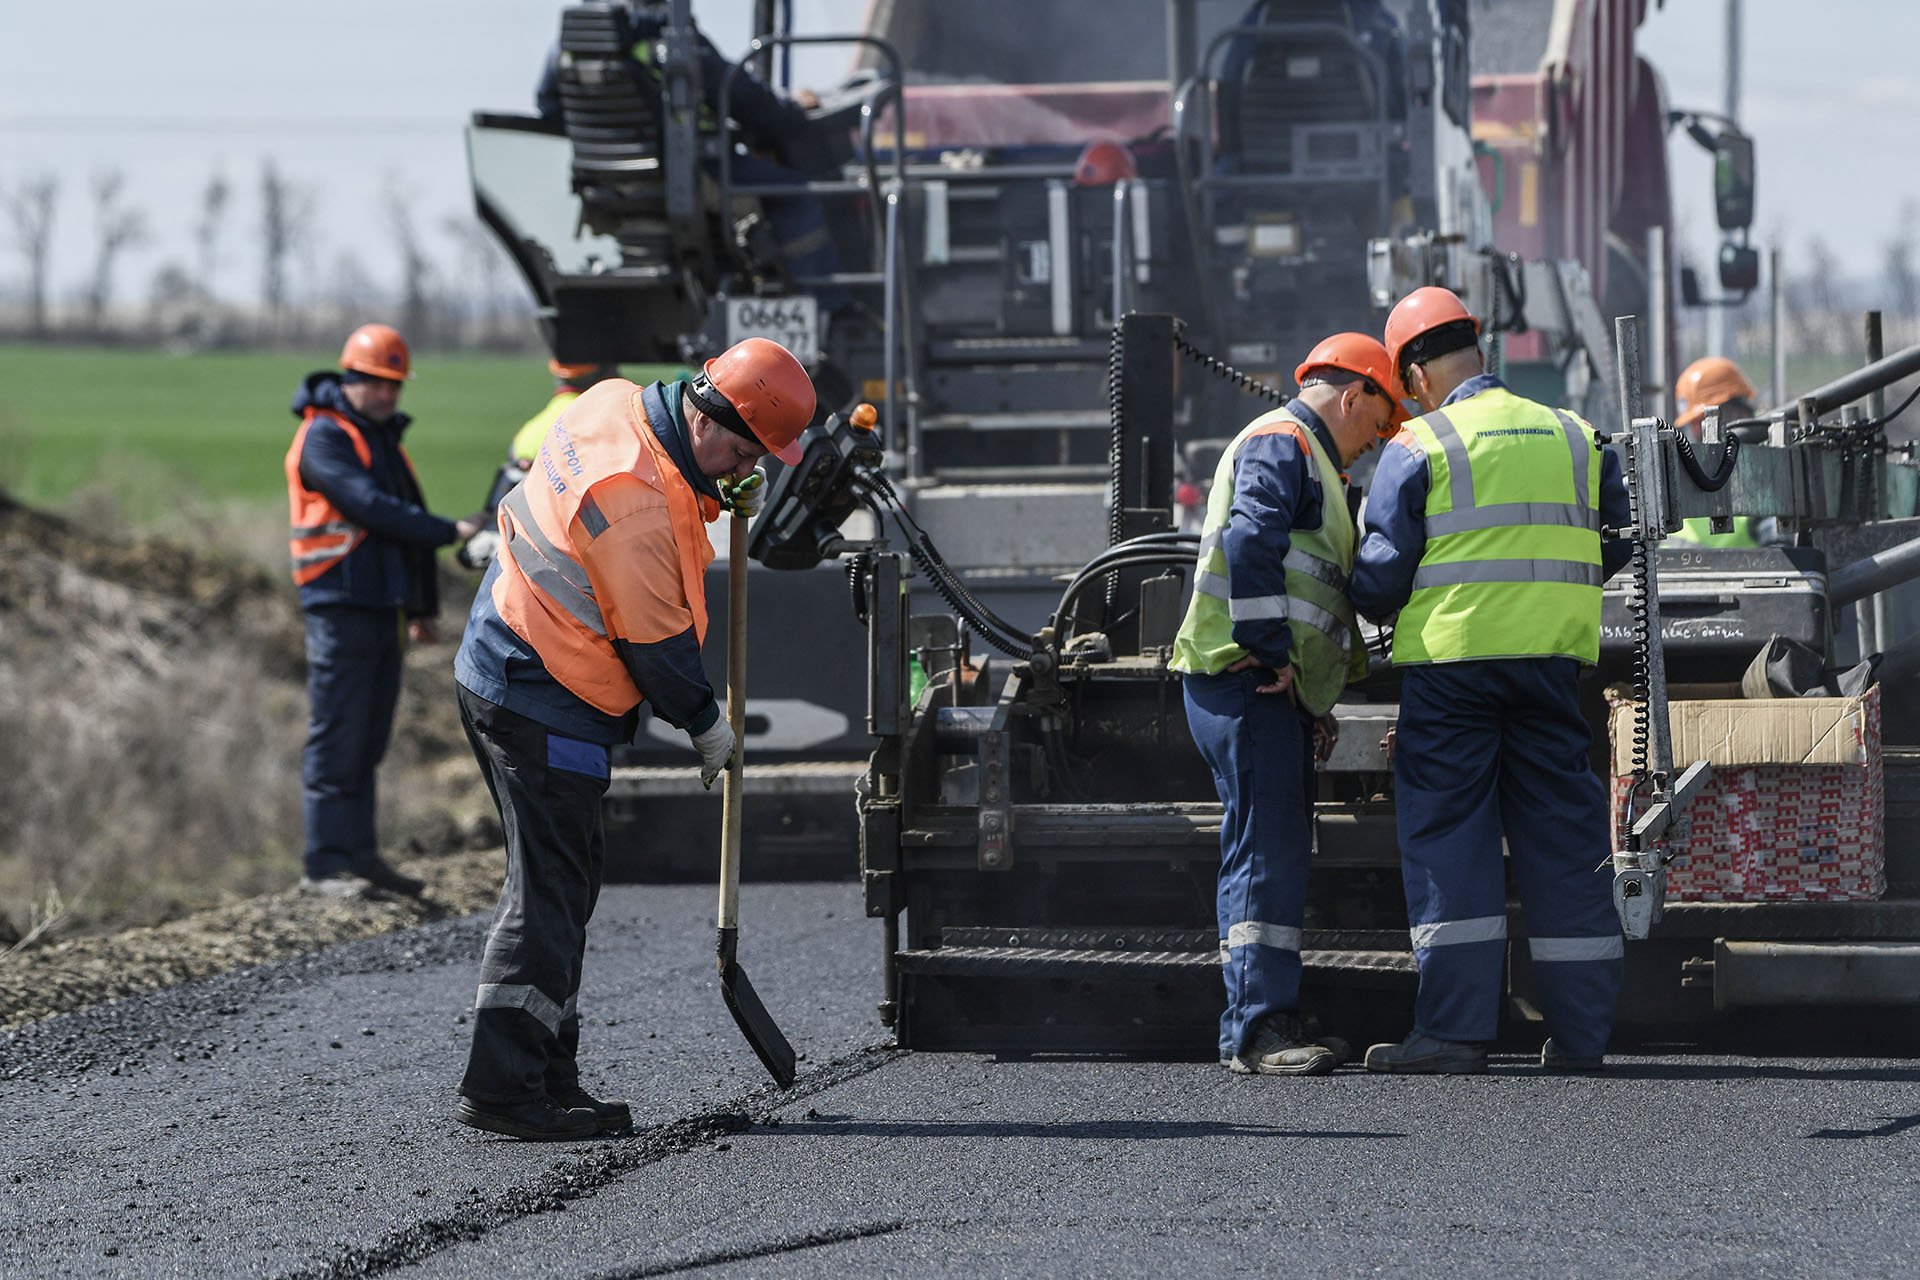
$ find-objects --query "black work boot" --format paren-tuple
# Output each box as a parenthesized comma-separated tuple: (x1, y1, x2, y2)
(1229, 1013, 1337, 1076)
(456, 1096, 600, 1141)
(1540, 1037, 1606, 1073)
(1364, 1030, 1488, 1074)
(355, 855, 425, 898)
(550, 1085, 634, 1133)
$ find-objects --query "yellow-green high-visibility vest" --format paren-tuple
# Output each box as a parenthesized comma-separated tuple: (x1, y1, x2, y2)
(1668, 516, 1759, 548)
(1170, 408, 1368, 715)
(1391, 386, 1605, 665)
(510, 390, 582, 465)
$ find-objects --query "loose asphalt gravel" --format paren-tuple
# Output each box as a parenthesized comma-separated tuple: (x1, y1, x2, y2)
(4, 882, 1920, 1279)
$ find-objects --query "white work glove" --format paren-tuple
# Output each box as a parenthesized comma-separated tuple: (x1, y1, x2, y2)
(457, 527, 501, 571)
(690, 715, 738, 790)
(721, 467, 768, 519)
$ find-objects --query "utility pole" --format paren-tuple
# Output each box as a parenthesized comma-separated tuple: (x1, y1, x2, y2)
(1707, 0, 1742, 358)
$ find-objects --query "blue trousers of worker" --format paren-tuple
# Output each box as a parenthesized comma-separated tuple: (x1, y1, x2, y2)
(1394, 658, 1624, 1057)
(1184, 668, 1316, 1061)
(301, 605, 403, 879)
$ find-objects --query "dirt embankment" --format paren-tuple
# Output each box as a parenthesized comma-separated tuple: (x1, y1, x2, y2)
(0, 490, 506, 1023)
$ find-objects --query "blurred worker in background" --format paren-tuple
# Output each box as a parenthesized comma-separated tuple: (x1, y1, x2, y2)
(1669, 355, 1765, 548)
(1352, 287, 1633, 1075)
(451, 337, 814, 1140)
(511, 360, 622, 468)
(461, 361, 624, 573)
(284, 323, 487, 899)
(1171, 332, 1406, 1076)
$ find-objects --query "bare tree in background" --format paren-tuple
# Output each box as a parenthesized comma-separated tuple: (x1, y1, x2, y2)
(1790, 235, 1846, 358)
(5, 174, 59, 337)
(323, 249, 380, 338)
(260, 161, 314, 341)
(440, 214, 511, 348)
(386, 190, 436, 349)
(194, 172, 231, 302)
(1884, 200, 1920, 347)
(83, 171, 151, 334)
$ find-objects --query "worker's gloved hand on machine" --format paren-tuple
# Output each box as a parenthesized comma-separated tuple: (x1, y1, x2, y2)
(690, 714, 738, 789)
(721, 467, 768, 519)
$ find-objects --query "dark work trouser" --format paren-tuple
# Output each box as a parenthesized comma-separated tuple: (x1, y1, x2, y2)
(1394, 658, 1624, 1058)
(457, 685, 612, 1105)
(1183, 668, 1317, 1061)
(302, 605, 403, 878)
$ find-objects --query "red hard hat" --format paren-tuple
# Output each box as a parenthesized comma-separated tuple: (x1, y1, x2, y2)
(1383, 287, 1479, 396)
(338, 323, 412, 381)
(1674, 356, 1758, 428)
(1294, 331, 1410, 430)
(1074, 140, 1138, 187)
(699, 337, 816, 466)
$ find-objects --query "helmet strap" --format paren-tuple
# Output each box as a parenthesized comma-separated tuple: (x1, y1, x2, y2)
(684, 375, 760, 447)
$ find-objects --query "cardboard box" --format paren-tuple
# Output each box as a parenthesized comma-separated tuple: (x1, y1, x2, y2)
(1608, 686, 1885, 902)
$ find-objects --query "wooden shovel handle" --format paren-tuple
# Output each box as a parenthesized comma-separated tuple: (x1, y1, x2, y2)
(717, 514, 749, 931)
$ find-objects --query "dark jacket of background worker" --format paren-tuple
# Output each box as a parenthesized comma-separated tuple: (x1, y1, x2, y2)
(1352, 287, 1632, 1076)
(283, 323, 482, 898)
(450, 337, 813, 1141)
(1171, 332, 1405, 1077)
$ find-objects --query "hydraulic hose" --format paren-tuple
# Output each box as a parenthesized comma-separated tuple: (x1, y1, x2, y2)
(1673, 430, 1738, 491)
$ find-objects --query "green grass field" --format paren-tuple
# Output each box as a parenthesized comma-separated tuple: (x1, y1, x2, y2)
(0, 345, 680, 527)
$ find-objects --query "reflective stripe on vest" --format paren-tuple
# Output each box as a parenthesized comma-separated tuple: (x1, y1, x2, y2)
(284, 409, 378, 586)
(491, 380, 720, 717)
(500, 485, 606, 635)
(1390, 389, 1605, 666)
(1169, 408, 1364, 713)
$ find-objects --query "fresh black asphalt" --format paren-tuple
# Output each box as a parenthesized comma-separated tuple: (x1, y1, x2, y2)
(4, 882, 1919, 1278)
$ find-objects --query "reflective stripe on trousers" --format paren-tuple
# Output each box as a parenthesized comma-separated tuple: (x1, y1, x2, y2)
(458, 686, 611, 1105)
(1184, 668, 1315, 1061)
(1393, 659, 1623, 1055)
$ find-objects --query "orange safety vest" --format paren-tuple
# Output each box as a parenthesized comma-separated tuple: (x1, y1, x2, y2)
(283, 408, 423, 586)
(491, 380, 722, 716)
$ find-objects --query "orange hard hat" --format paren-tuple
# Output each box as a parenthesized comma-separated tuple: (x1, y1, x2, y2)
(1383, 286, 1479, 396)
(694, 337, 816, 466)
(1294, 331, 1410, 430)
(1074, 140, 1138, 187)
(338, 323, 412, 381)
(1673, 356, 1758, 428)
(548, 358, 617, 385)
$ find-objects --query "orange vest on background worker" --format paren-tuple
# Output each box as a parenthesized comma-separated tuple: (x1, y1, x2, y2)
(283, 409, 426, 586)
(490, 380, 722, 716)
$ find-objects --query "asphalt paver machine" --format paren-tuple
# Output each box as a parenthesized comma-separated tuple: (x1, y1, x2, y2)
(749, 309, 1920, 1053)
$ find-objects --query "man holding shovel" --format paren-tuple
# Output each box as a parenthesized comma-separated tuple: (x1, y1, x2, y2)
(450, 338, 814, 1140)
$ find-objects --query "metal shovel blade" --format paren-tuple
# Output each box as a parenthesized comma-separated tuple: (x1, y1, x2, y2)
(718, 928, 796, 1088)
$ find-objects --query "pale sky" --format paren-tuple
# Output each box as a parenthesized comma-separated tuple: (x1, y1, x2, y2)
(0, 1, 1911, 314)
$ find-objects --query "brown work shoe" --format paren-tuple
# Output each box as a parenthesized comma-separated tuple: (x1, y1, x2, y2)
(1229, 1014, 1337, 1076)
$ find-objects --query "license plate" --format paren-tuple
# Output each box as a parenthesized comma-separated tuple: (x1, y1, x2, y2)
(725, 295, 819, 365)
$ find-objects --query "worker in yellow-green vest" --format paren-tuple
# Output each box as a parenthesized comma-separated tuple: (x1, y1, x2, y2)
(1668, 355, 1762, 548)
(510, 361, 622, 468)
(458, 361, 626, 573)
(1172, 332, 1406, 1077)
(1352, 287, 1634, 1076)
